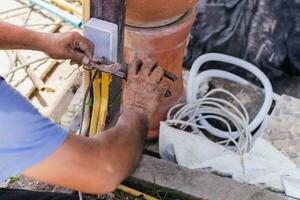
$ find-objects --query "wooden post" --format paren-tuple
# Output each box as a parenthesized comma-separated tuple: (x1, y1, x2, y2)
(89, 0, 126, 128)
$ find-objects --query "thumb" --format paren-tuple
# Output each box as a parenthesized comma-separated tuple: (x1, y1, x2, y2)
(69, 50, 90, 65)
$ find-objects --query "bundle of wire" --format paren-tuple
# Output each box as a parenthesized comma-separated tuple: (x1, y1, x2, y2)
(165, 53, 280, 154)
(167, 88, 252, 154)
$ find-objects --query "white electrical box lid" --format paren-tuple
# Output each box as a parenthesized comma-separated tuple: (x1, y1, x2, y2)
(83, 18, 118, 62)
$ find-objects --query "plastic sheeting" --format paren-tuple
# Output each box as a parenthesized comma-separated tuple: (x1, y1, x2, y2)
(184, 0, 300, 79)
(159, 122, 300, 199)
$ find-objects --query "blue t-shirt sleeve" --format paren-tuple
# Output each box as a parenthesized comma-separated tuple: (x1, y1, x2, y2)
(0, 78, 68, 183)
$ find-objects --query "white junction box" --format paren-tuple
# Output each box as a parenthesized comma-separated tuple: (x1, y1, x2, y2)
(83, 18, 118, 62)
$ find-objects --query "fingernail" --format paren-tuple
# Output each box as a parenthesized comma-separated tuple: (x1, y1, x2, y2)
(165, 90, 172, 97)
(82, 56, 89, 65)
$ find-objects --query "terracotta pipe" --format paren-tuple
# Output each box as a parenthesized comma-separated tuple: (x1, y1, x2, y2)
(124, 10, 196, 140)
(126, 0, 197, 28)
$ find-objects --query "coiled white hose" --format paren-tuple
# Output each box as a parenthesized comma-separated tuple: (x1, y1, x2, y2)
(166, 53, 277, 153)
(188, 53, 273, 135)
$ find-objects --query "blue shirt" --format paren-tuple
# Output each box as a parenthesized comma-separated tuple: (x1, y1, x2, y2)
(0, 77, 68, 183)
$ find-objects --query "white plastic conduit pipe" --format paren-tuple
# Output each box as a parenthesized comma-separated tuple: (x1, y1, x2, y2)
(187, 53, 274, 139)
(192, 69, 280, 103)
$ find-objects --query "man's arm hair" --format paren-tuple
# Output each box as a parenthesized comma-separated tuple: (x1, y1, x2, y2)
(23, 110, 148, 194)
(0, 21, 94, 65)
(0, 21, 48, 51)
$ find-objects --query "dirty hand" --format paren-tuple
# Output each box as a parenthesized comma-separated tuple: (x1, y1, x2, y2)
(43, 32, 94, 65)
(123, 58, 170, 121)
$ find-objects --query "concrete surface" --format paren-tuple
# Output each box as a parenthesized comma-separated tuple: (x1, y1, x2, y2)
(132, 155, 286, 200)
(263, 95, 300, 167)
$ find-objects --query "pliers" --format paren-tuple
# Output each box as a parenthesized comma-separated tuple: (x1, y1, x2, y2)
(85, 57, 177, 97)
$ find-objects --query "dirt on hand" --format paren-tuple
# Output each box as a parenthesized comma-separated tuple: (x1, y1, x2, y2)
(123, 57, 170, 121)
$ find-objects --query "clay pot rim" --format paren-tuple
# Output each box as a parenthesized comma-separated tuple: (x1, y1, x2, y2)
(126, 13, 185, 28)
(125, 9, 196, 33)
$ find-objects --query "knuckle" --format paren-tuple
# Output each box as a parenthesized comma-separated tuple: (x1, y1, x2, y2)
(74, 31, 81, 37)
(144, 58, 153, 64)
(132, 57, 139, 65)
(143, 64, 152, 72)
(152, 66, 163, 76)
(130, 57, 139, 66)
(70, 32, 79, 39)
(161, 81, 170, 88)
(90, 42, 95, 49)
(144, 59, 155, 68)
(66, 49, 74, 57)
(157, 67, 164, 76)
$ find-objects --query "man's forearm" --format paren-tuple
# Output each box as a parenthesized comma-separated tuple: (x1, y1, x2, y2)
(93, 110, 148, 184)
(23, 110, 148, 194)
(0, 22, 48, 51)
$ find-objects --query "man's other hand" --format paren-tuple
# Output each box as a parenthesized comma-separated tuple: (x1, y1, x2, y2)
(123, 57, 170, 122)
(44, 32, 94, 65)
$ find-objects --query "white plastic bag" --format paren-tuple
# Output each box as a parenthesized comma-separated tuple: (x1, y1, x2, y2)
(159, 121, 300, 199)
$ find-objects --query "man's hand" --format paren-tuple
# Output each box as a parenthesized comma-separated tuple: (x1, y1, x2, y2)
(0, 22, 94, 65)
(123, 57, 170, 122)
(43, 32, 94, 65)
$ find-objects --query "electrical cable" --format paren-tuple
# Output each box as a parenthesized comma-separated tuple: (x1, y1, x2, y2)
(166, 53, 278, 153)
(167, 88, 252, 153)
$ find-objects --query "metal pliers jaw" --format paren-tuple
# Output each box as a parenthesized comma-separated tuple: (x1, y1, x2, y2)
(84, 57, 128, 80)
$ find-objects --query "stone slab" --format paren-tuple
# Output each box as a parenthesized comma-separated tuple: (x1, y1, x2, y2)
(132, 155, 285, 200)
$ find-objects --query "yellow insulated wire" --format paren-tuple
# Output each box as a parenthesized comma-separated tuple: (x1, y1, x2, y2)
(117, 185, 159, 200)
(51, 0, 82, 15)
(97, 73, 111, 133)
(89, 72, 101, 137)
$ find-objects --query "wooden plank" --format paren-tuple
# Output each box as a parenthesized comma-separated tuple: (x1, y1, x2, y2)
(130, 155, 285, 200)
(26, 60, 59, 99)
(82, 0, 92, 136)
(17, 52, 52, 92)
(89, 0, 126, 128)
(46, 75, 81, 120)
(82, 0, 90, 22)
